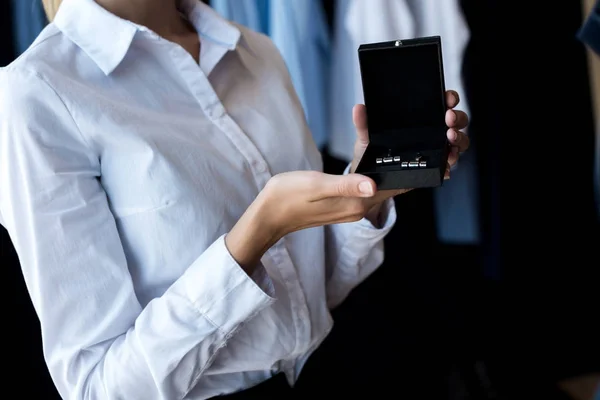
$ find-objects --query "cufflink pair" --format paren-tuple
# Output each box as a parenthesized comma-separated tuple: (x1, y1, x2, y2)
(377, 155, 401, 164)
(376, 154, 427, 168)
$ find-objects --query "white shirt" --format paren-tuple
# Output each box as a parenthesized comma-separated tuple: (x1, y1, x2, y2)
(0, 0, 396, 399)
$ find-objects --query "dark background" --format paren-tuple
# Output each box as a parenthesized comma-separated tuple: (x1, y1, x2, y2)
(2, 0, 598, 398)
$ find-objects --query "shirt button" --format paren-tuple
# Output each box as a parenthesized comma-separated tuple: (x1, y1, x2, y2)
(252, 160, 267, 174)
(206, 106, 225, 120)
(213, 107, 225, 120)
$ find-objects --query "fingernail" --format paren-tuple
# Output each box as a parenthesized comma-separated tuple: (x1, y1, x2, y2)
(444, 175, 451, 180)
(454, 93, 459, 103)
(359, 181, 374, 196)
(452, 111, 458, 122)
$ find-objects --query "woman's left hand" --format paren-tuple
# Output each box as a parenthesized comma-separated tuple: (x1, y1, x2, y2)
(348, 89, 470, 224)
(350, 89, 470, 179)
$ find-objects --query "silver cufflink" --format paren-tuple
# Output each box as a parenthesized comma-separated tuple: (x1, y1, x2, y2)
(405, 154, 427, 168)
(376, 154, 426, 167)
(376, 155, 401, 165)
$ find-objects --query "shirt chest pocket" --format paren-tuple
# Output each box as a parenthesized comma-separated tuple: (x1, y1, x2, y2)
(98, 130, 258, 221)
(100, 144, 179, 220)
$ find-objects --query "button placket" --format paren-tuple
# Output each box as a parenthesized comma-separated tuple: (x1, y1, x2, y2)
(166, 47, 264, 179)
(251, 159, 267, 174)
(173, 51, 313, 356)
(211, 116, 312, 356)
(211, 114, 270, 187)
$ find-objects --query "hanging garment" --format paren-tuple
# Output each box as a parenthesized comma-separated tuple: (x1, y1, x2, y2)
(1, 0, 15, 65)
(211, 0, 331, 150)
(11, 0, 47, 56)
(330, 0, 479, 244)
(328, 0, 415, 161)
(327, 0, 357, 161)
(406, 0, 479, 244)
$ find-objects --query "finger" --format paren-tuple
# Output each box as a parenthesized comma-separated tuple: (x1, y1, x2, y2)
(444, 163, 451, 180)
(445, 90, 460, 109)
(351, 104, 370, 173)
(445, 109, 469, 130)
(316, 173, 377, 199)
(352, 104, 369, 145)
(447, 146, 459, 167)
(446, 129, 470, 153)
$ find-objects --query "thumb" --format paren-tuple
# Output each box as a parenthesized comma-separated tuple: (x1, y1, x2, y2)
(317, 173, 376, 199)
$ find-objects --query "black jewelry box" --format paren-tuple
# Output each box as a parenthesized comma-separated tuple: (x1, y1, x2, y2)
(354, 36, 449, 190)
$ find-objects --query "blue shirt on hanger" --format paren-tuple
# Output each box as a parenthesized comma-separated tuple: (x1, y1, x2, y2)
(211, 0, 331, 150)
(11, 0, 48, 55)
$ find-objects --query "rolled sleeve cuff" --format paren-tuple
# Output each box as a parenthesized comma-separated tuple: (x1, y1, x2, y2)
(355, 196, 396, 233)
(335, 197, 396, 259)
(172, 234, 275, 334)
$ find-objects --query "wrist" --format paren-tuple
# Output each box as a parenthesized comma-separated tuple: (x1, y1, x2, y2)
(226, 194, 280, 274)
(365, 202, 383, 228)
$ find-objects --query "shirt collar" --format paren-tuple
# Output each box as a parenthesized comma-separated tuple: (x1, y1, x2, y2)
(54, 0, 241, 75)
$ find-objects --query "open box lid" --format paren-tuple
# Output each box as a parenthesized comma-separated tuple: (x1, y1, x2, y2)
(358, 36, 448, 152)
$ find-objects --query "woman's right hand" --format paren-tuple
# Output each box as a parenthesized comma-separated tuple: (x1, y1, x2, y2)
(225, 170, 401, 273)
(259, 170, 393, 234)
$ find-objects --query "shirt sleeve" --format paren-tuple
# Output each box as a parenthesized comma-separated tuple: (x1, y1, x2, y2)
(0, 68, 275, 400)
(324, 163, 397, 309)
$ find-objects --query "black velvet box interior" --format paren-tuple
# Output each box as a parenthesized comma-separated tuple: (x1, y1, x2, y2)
(354, 36, 450, 190)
